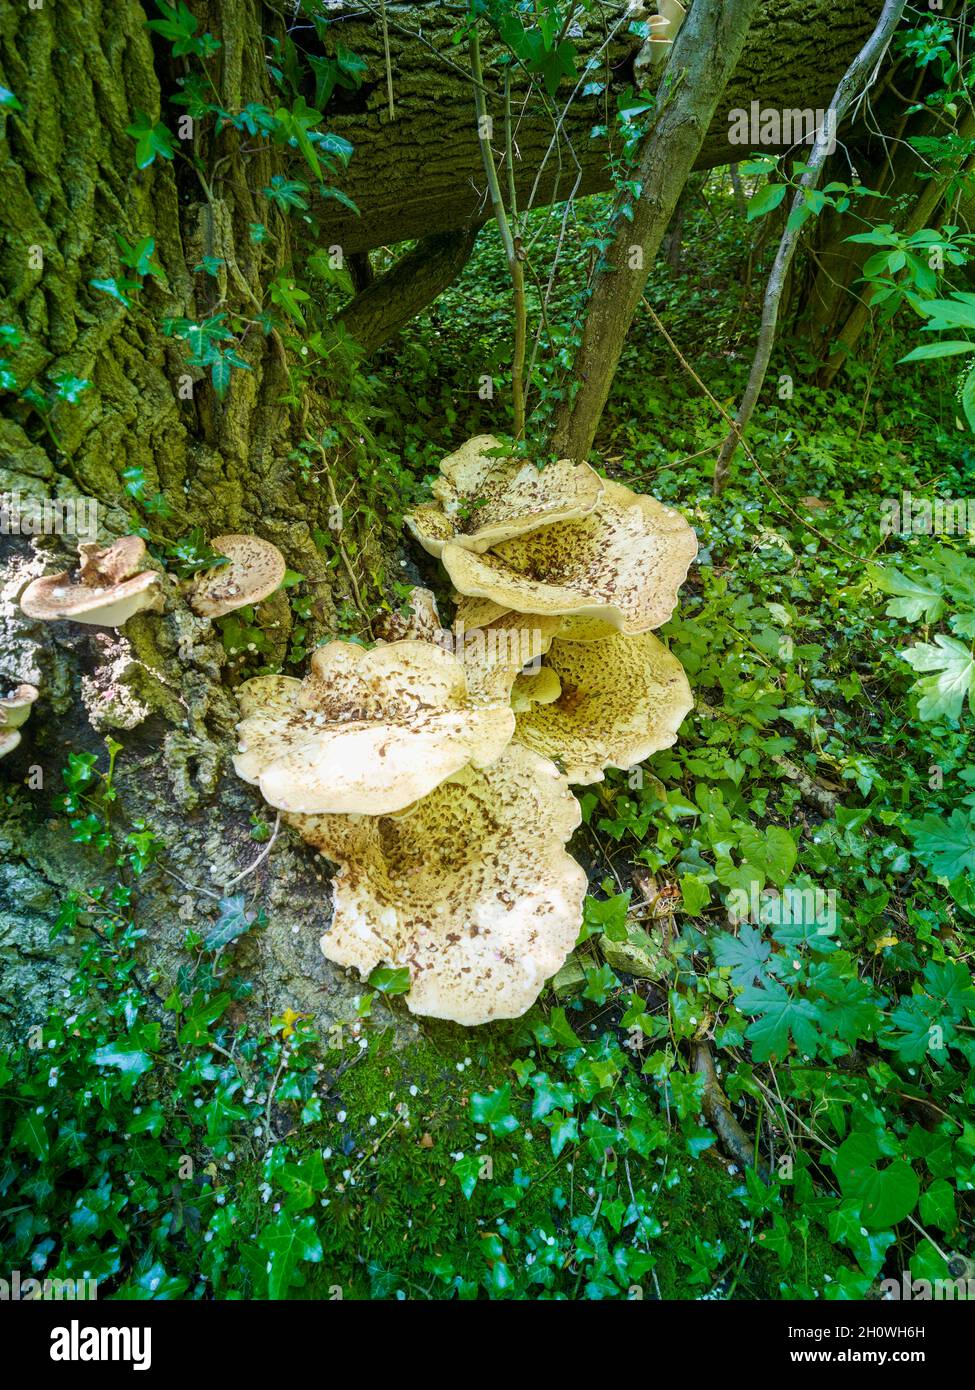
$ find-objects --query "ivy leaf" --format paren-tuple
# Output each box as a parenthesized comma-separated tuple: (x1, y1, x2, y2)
(470, 1084, 519, 1138)
(258, 1210, 322, 1299)
(125, 112, 176, 169)
(203, 894, 264, 952)
(367, 965, 411, 995)
(452, 1153, 481, 1201)
(907, 808, 975, 880)
(901, 634, 975, 721)
(711, 922, 772, 988)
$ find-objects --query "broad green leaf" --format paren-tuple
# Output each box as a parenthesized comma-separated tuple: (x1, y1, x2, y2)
(901, 634, 975, 720)
(834, 1132, 919, 1229)
(907, 809, 975, 879)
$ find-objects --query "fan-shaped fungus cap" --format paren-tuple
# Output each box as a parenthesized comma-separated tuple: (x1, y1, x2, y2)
(441, 480, 697, 634)
(189, 534, 286, 617)
(513, 631, 693, 785)
(234, 639, 514, 816)
(19, 536, 163, 627)
(511, 665, 561, 713)
(0, 683, 39, 731)
(405, 434, 604, 558)
(288, 744, 588, 1025)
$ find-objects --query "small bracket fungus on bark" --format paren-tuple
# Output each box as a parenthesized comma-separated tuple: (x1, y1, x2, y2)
(405, 434, 603, 558)
(0, 682, 39, 731)
(0, 684, 38, 759)
(513, 631, 693, 785)
(287, 745, 588, 1025)
(234, 639, 514, 816)
(188, 534, 286, 618)
(441, 480, 698, 634)
(19, 536, 163, 627)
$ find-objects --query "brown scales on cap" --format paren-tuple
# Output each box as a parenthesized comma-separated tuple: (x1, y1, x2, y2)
(405, 434, 604, 558)
(286, 745, 587, 1026)
(188, 534, 286, 618)
(442, 479, 698, 634)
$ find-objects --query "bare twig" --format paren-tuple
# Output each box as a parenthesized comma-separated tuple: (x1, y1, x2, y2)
(713, 0, 908, 489)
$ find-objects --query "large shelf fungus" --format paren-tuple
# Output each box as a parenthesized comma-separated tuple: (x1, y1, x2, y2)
(513, 631, 693, 785)
(287, 745, 588, 1025)
(233, 639, 514, 816)
(405, 434, 603, 558)
(19, 536, 163, 627)
(441, 479, 698, 634)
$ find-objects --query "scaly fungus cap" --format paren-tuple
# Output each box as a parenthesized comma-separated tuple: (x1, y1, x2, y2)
(19, 536, 163, 627)
(287, 744, 588, 1025)
(234, 639, 514, 816)
(442, 479, 697, 635)
(405, 434, 603, 558)
(189, 534, 286, 617)
(513, 630, 693, 785)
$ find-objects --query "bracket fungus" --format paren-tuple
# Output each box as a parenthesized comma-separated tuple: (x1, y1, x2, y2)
(19, 536, 163, 627)
(513, 631, 693, 785)
(405, 434, 603, 558)
(0, 683, 39, 759)
(442, 479, 697, 634)
(188, 534, 286, 618)
(287, 745, 588, 1025)
(234, 639, 514, 816)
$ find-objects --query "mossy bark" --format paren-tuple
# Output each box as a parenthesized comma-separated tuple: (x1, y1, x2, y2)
(0, 0, 379, 1041)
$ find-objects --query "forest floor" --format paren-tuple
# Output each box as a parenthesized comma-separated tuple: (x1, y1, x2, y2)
(3, 188, 972, 1300)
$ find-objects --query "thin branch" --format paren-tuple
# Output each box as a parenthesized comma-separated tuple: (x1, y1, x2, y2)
(713, 0, 908, 490)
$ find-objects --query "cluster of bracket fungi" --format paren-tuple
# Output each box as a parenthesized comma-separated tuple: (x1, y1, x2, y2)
(236, 437, 698, 1026)
(11, 439, 696, 1027)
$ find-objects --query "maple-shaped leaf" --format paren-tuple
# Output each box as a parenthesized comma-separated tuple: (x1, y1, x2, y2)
(738, 979, 822, 1062)
(870, 564, 945, 623)
(906, 809, 975, 880)
(901, 634, 975, 721)
(711, 922, 772, 988)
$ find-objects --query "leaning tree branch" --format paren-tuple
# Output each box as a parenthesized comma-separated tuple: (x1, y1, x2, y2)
(712, 0, 908, 491)
(335, 225, 482, 354)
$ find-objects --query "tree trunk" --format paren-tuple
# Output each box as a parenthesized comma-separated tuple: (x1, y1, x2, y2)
(0, 0, 377, 1040)
(551, 0, 761, 463)
(313, 0, 889, 252)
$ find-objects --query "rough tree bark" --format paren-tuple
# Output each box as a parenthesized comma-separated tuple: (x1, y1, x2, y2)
(313, 0, 884, 253)
(0, 0, 379, 1041)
